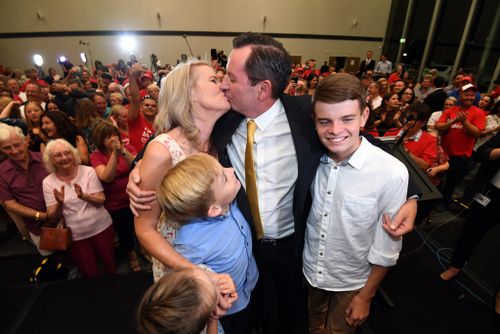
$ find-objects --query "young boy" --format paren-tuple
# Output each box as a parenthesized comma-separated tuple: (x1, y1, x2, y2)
(156, 153, 258, 333)
(303, 73, 409, 334)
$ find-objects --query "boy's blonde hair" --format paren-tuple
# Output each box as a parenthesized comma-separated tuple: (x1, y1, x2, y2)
(157, 154, 221, 223)
(137, 268, 217, 334)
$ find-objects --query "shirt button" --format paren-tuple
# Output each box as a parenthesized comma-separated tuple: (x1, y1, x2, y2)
(318, 271, 322, 274)
(333, 166, 338, 170)
(319, 252, 323, 256)
(321, 234, 325, 238)
(324, 213, 328, 217)
(327, 191, 331, 195)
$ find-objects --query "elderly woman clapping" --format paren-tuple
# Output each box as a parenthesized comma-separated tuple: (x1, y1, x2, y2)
(42, 139, 115, 278)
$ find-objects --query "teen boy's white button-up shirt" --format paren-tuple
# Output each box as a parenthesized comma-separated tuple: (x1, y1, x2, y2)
(303, 137, 408, 291)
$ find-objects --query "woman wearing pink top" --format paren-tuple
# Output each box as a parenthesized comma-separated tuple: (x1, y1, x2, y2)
(42, 138, 115, 278)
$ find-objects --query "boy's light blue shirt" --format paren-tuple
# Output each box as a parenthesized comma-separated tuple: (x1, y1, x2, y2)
(174, 202, 258, 315)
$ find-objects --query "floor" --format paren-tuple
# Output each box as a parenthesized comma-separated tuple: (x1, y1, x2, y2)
(1, 200, 499, 334)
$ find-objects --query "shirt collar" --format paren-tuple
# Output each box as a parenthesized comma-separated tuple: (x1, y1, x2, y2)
(249, 99, 284, 132)
(319, 136, 367, 171)
(29, 151, 43, 163)
(188, 202, 237, 224)
(3, 151, 41, 171)
(409, 129, 423, 142)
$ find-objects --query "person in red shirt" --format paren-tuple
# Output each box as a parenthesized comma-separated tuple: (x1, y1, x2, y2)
(401, 103, 437, 171)
(20, 67, 48, 92)
(109, 67, 154, 152)
(434, 83, 486, 210)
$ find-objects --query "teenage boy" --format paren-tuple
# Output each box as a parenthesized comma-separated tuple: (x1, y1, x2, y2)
(303, 73, 409, 334)
(156, 153, 258, 334)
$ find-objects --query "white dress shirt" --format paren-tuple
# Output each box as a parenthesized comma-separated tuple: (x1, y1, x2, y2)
(375, 60, 392, 74)
(227, 99, 297, 239)
(303, 137, 408, 291)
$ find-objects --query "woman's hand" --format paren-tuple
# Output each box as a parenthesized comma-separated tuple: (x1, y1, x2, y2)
(110, 136, 123, 155)
(74, 183, 84, 199)
(53, 186, 65, 203)
(426, 167, 438, 178)
(109, 116, 118, 128)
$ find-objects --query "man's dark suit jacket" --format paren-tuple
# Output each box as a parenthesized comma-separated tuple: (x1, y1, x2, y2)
(212, 94, 421, 255)
(359, 59, 375, 77)
(423, 88, 448, 112)
(212, 95, 323, 255)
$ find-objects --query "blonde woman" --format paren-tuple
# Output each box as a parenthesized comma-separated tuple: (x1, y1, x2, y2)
(133, 59, 231, 281)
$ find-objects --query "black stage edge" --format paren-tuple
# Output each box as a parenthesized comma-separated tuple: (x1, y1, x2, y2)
(1, 272, 153, 334)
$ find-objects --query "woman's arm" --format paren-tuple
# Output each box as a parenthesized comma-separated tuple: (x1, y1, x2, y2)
(121, 145, 136, 165)
(93, 150, 119, 183)
(76, 135, 90, 165)
(0, 100, 21, 118)
(134, 141, 194, 269)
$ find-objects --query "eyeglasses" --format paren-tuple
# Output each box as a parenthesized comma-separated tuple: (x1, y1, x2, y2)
(51, 150, 72, 159)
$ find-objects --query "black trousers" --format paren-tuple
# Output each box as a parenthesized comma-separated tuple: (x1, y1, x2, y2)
(108, 207, 137, 253)
(451, 186, 500, 269)
(220, 306, 250, 334)
(249, 234, 308, 334)
(441, 156, 474, 203)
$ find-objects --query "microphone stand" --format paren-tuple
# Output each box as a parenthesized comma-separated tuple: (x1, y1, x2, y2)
(392, 115, 415, 152)
(182, 35, 194, 57)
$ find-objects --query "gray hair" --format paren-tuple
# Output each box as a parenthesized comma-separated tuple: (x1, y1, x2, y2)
(43, 139, 81, 173)
(0, 124, 25, 143)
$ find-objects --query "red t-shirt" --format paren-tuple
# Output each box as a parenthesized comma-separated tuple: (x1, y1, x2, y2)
(90, 144, 137, 211)
(127, 113, 154, 152)
(404, 130, 437, 166)
(437, 106, 485, 157)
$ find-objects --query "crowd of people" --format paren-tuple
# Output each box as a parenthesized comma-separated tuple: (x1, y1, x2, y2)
(0, 33, 499, 333)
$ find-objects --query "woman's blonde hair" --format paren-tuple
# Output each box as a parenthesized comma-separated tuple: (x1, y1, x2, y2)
(109, 92, 124, 103)
(110, 104, 125, 118)
(43, 138, 81, 173)
(24, 101, 44, 128)
(137, 268, 217, 334)
(154, 59, 210, 144)
(157, 153, 220, 223)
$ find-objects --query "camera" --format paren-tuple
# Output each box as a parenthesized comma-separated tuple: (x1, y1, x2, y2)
(57, 56, 74, 70)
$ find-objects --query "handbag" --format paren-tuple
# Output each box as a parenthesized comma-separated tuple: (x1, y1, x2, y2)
(39, 219, 72, 251)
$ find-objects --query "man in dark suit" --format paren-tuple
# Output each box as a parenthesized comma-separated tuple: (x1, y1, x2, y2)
(213, 33, 321, 334)
(213, 33, 418, 334)
(358, 50, 375, 78)
(424, 76, 448, 112)
(128, 33, 418, 334)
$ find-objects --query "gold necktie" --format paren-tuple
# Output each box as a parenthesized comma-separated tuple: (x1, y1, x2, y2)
(245, 120, 264, 239)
